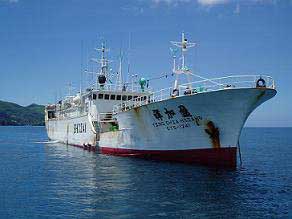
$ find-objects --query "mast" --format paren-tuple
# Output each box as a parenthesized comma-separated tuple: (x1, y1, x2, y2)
(170, 32, 196, 94)
(93, 42, 111, 89)
(115, 49, 123, 90)
(67, 82, 73, 97)
(95, 42, 110, 76)
(127, 32, 131, 87)
(80, 40, 84, 95)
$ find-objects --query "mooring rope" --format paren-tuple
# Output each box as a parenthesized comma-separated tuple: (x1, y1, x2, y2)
(238, 140, 243, 166)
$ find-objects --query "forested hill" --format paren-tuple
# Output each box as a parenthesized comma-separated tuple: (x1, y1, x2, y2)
(0, 100, 45, 126)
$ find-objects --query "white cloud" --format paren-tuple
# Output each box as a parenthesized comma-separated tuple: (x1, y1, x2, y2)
(234, 3, 240, 14)
(151, 0, 279, 7)
(151, 0, 191, 6)
(197, 0, 229, 6)
(151, 0, 229, 7)
(0, 0, 19, 3)
(152, 0, 191, 3)
(121, 5, 145, 15)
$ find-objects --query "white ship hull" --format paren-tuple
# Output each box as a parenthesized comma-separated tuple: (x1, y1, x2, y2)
(99, 88, 276, 167)
(46, 114, 97, 151)
(45, 34, 277, 167)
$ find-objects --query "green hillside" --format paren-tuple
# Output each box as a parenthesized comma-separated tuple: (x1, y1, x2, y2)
(0, 100, 45, 126)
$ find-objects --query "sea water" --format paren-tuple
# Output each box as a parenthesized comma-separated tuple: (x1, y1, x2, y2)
(0, 126, 291, 218)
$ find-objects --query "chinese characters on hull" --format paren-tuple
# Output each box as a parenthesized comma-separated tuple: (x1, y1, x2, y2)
(152, 105, 203, 130)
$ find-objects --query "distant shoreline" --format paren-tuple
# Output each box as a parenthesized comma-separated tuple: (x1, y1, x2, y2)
(0, 100, 45, 126)
(0, 125, 45, 127)
(0, 125, 291, 128)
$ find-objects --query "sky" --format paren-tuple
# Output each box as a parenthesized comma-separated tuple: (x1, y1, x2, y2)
(0, 0, 291, 127)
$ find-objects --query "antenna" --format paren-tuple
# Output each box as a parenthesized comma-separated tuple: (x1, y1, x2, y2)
(95, 42, 110, 76)
(80, 40, 84, 94)
(131, 74, 138, 92)
(54, 91, 57, 105)
(170, 47, 178, 72)
(127, 32, 131, 85)
(67, 82, 73, 96)
(85, 41, 94, 89)
(116, 49, 124, 90)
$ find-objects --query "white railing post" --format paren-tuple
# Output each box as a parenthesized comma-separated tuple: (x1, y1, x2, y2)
(254, 75, 257, 88)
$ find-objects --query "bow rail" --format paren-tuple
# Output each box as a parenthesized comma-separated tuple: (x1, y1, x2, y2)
(113, 75, 275, 114)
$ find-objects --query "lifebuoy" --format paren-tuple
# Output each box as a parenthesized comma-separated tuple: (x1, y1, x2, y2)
(172, 89, 179, 97)
(256, 78, 266, 88)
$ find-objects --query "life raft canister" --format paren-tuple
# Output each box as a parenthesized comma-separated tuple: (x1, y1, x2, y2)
(256, 78, 266, 88)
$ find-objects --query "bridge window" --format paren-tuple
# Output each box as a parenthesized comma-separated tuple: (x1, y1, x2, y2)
(110, 95, 116, 100)
(128, 96, 132, 100)
(133, 96, 138, 100)
(104, 94, 110, 100)
(48, 111, 56, 119)
(93, 94, 97, 100)
(116, 95, 121, 100)
(98, 94, 103, 99)
(122, 95, 127, 101)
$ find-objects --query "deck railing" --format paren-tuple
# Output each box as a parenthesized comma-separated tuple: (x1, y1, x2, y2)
(113, 75, 275, 114)
(87, 82, 149, 93)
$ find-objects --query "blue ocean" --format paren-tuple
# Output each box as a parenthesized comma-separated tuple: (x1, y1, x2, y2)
(0, 126, 291, 218)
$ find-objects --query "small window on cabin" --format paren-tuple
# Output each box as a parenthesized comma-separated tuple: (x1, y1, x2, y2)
(116, 95, 121, 100)
(143, 96, 147, 101)
(93, 94, 97, 100)
(98, 94, 104, 99)
(128, 96, 132, 100)
(122, 95, 127, 101)
(48, 111, 55, 119)
(133, 96, 138, 100)
(110, 95, 116, 100)
(104, 94, 110, 100)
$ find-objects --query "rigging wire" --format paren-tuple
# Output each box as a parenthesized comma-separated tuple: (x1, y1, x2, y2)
(123, 72, 174, 85)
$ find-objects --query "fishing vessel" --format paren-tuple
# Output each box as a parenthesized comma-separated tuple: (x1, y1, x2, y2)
(45, 33, 276, 167)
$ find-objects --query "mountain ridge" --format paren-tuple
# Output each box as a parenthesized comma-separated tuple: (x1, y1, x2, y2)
(0, 100, 45, 126)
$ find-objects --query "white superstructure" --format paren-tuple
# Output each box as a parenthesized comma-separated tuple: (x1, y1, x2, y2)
(45, 34, 276, 167)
